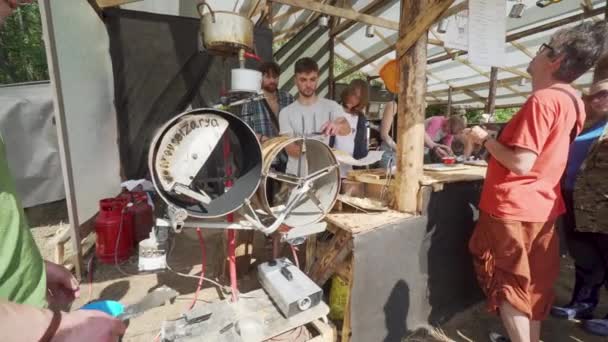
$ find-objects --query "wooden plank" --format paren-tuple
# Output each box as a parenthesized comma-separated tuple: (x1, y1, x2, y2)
(271, 0, 399, 30)
(330, 0, 390, 36)
(95, 0, 141, 8)
(485, 66, 498, 114)
(309, 229, 352, 285)
(395, 0, 455, 58)
(340, 259, 353, 342)
(305, 235, 318, 274)
(325, 211, 412, 234)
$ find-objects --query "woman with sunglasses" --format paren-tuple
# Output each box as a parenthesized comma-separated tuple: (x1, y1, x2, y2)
(551, 61, 608, 337)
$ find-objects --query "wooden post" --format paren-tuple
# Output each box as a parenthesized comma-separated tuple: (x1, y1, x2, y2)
(447, 86, 453, 116)
(485, 66, 498, 114)
(328, 23, 336, 100)
(393, 0, 429, 213)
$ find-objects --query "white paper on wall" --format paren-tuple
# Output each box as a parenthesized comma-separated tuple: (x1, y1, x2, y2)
(444, 10, 469, 51)
(468, 0, 506, 67)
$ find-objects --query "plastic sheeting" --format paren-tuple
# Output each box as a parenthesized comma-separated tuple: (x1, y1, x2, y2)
(0, 82, 65, 208)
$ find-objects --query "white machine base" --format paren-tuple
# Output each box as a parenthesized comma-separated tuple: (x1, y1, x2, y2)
(161, 288, 329, 341)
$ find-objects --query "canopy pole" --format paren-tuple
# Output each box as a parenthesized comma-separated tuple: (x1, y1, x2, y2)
(485, 66, 498, 114)
(447, 86, 453, 116)
(328, 18, 336, 99)
(393, 0, 429, 213)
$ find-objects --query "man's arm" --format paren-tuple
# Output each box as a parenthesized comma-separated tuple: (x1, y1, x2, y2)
(466, 126, 538, 175)
(484, 137, 537, 175)
(0, 300, 126, 341)
(0, 300, 54, 341)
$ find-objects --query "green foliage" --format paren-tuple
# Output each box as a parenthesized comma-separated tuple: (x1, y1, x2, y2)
(0, 1, 48, 84)
(464, 107, 518, 124)
(425, 104, 446, 118)
(333, 56, 368, 84)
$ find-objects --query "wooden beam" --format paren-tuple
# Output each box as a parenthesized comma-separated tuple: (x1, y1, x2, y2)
(429, 5, 606, 64)
(439, 1, 467, 20)
(393, 0, 429, 213)
(373, 28, 394, 47)
(335, 45, 394, 82)
(485, 66, 498, 114)
(271, 0, 399, 30)
(510, 41, 535, 59)
(395, 0, 456, 58)
(330, 0, 390, 36)
(329, 28, 336, 99)
(447, 86, 453, 115)
(428, 75, 522, 97)
(249, 0, 265, 18)
(336, 37, 378, 69)
(95, 0, 141, 8)
(464, 89, 487, 103)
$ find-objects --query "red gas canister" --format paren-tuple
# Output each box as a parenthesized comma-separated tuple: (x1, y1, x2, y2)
(119, 191, 154, 245)
(95, 198, 134, 264)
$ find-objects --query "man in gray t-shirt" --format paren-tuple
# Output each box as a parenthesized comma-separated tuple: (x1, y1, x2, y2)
(278, 58, 350, 175)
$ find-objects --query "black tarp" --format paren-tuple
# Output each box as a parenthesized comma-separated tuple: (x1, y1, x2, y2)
(104, 9, 272, 179)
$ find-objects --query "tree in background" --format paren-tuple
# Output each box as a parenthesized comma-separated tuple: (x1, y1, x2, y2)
(0, 1, 48, 84)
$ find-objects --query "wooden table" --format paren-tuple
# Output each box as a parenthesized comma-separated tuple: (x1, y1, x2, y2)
(307, 165, 487, 342)
(307, 211, 412, 342)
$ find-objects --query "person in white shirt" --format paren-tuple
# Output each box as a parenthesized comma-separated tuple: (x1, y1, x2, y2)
(278, 58, 350, 176)
(331, 79, 369, 178)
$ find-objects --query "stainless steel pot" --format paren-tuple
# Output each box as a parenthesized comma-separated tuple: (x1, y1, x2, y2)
(198, 2, 254, 55)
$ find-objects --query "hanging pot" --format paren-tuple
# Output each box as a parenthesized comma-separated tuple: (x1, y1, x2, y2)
(198, 1, 254, 55)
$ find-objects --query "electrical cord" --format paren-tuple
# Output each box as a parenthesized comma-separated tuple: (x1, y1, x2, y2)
(114, 204, 135, 277)
(290, 244, 300, 269)
(166, 234, 225, 290)
(187, 228, 206, 311)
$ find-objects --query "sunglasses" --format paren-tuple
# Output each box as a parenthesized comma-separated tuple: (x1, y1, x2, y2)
(536, 43, 555, 55)
(583, 89, 608, 102)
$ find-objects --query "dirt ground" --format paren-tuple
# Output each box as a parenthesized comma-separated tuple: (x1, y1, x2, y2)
(27, 200, 608, 342)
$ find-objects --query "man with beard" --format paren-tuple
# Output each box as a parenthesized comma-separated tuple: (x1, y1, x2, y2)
(0, 1, 126, 341)
(241, 61, 294, 143)
(279, 58, 350, 176)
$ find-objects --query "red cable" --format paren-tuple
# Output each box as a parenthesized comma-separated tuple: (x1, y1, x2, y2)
(188, 227, 206, 311)
(290, 245, 300, 269)
(227, 217, 238, 302)
(222, 133, 239, 302)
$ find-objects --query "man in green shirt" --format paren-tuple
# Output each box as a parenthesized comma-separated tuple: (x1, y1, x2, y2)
(0, 1, 125, 340)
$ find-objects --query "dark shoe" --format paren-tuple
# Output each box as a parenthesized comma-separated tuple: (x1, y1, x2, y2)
(489, 332, 510, 342)
(583, 316, 608, 336)
(551, 302, 595, 320)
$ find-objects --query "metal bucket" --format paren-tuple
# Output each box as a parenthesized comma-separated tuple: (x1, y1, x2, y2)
(149, 108, 262, 218)
(198, 2, 254, 55)
(256, 136, 340, 227)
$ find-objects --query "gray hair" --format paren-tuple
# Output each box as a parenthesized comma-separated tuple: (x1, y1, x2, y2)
(549, 21, 607, 83)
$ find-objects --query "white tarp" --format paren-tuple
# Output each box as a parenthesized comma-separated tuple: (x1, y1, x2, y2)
(0, 82, 65, 207)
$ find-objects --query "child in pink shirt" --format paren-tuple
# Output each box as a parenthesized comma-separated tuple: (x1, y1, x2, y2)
(424, 115, 466, 160)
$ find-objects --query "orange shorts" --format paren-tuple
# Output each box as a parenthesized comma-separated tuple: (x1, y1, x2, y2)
(469, 211, 559, 320)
